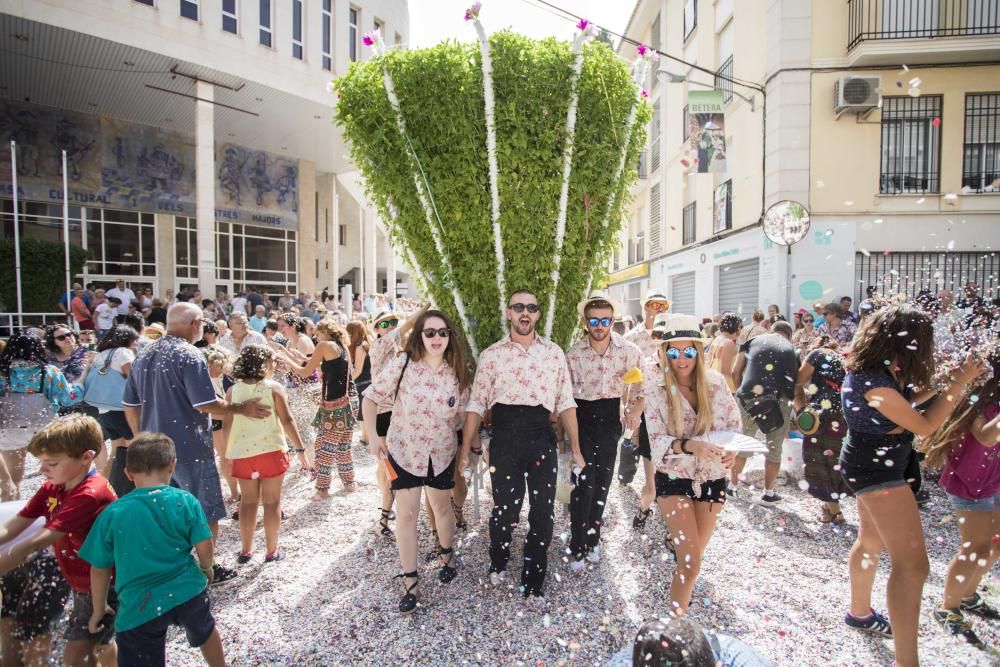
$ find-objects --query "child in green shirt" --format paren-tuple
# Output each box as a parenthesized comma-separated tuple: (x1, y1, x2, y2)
(79, 433, 225, 667)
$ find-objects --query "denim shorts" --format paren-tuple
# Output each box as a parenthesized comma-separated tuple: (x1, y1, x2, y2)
(172, 458, 227, 523)
(116, 591, 215, 667)
(948, 490, 1000, 513)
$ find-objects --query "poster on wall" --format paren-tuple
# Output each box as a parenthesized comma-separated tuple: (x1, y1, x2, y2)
(214, 143, 299, 230)
(713, 182, 729, 233)
(687, 90, 727, 174)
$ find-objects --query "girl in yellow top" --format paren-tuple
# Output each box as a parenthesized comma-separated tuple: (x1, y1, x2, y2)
(222, 345, 307, 564)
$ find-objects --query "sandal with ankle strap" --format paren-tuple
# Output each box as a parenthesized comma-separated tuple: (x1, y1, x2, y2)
(438, 547, 458, 583)
(395, 571, 420, 614)
(452, 498, 467, 530)
(632, 507, 652, 530)
(425, 529, 442, 562)
(374, 508, 393, 537)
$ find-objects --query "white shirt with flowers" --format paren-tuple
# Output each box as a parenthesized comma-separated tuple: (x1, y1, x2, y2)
(623, 323, 659, 359)
(566, 332, 642, 401)
(466, 335, 576, 417)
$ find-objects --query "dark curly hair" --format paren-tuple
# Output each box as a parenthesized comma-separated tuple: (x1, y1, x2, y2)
(279, 313, 306, 334)
(719, 312, 743, 334)
(232, 344, 274, 381)
(43, 324, 77, 353)
(845, 304, 935, 389)
(96, 325, 139, 353)
(0, 331, 49, 380)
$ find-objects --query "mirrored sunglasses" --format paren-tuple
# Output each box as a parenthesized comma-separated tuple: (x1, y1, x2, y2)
(422, 328, 451, 339)
(508, 303, 540, 314)
(376, 319, 399, 329)
(647, 302, 669, 313)
(587, 317, 612, 328)
(665, 345, 699, 360)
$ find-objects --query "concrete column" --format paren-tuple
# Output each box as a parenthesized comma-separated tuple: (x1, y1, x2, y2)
(195, 80, 216, 297)
(357, 204, 365, 293)
(331, 181, 340, 303)
(365, 207, 377, 294)
(298, 160, 317, 295)
(386, 239, 396, 299)
(154, 213, 176, 296)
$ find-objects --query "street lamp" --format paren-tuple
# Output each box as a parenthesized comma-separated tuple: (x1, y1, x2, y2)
(656, 69, 757, 112)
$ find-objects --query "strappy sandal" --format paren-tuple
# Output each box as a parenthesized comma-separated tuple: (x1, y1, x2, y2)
(632, 507, 652, 530)
(374, 508, 392, 537)
(452, 498, 467, 530)
(821, 506, 834, 523)
(438, 547, 458, 583)
(830, 511, 846, 526)
(425, 529, 442, 562)
(395, 571, 420, 614)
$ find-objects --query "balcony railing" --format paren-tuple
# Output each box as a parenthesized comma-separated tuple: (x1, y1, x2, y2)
(848, 0, 1000, 51)
(714, 56, 734, 104)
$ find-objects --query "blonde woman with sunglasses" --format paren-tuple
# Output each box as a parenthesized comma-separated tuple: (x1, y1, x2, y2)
(641, 313, 741, 615)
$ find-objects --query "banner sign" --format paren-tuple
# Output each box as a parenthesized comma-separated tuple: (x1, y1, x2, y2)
(0, 100, 298, 229)
(713, 182, 730, 233)
(687, 90, 727, 174)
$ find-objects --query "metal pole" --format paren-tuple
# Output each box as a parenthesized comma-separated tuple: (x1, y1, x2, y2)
(10, 141, 24, 329)
(62, 150, 72, 328)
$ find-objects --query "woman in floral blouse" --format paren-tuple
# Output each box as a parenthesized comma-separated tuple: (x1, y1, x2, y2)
(0, 331, 84, 499)
(361, 310, 471, 615)
(641, 313, 741, 615)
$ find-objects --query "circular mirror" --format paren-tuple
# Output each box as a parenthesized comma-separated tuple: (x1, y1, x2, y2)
(762, 200, 811, 246)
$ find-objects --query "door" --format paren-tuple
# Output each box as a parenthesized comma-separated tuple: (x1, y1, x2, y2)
(717, 258, 760, 322)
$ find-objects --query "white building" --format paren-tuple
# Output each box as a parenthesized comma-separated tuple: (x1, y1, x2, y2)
(0, 0, 410, 307)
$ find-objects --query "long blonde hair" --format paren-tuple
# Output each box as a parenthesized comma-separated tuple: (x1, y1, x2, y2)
(658, 341, 714, 437)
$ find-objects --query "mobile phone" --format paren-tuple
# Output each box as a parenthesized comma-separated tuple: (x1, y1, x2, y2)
(87, 343, 97, 352)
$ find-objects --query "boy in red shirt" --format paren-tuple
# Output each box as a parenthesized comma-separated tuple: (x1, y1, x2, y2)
(0, 413, 118, 666)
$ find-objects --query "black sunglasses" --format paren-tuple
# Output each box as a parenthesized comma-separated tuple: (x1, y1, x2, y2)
(376, 319, 399, 329)
(508, 303, 540, 314)
(587, 317, 612, 328)
(54, 333, 73, 342)
(422, 328, 451, 339)
(803, 318, 814, 323)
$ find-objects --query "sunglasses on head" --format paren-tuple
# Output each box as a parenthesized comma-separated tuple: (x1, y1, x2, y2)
(422, 328, 450, 339)
(508, 303, 540, 314)
(376, 319, 399, 329)
(664, 345, 699, 360)
(647, 302, 669, 313)
(587, 317, 612, 328)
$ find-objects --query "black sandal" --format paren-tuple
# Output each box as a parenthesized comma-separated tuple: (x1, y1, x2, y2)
(438, 547, 458, 583)
(375, 508, 392, 537)
(425, 529, 442, 562)
(452, 498, 467, 530)
(395, 571, 419, 614)
(632, 507, 652, 530)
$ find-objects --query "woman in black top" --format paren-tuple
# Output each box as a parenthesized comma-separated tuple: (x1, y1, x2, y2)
(793, 334, 850, 524)
(146, 298, 168, 326)
(276, 319, 356, 499)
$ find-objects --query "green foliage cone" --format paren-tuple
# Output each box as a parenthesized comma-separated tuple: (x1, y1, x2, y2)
(334, 32, 649, 350)
(0, 239, 87, 321)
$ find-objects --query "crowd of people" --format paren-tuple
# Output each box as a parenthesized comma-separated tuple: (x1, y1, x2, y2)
(0, 277, 996, 666)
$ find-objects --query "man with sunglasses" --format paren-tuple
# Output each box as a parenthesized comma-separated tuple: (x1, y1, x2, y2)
(565, 292, 642, 572)
(619, 290, 670, 520)
(461, 289, 582, 601)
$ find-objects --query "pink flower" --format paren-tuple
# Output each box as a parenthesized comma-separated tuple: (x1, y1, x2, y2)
(464, 1, 482, 21)
(637, 44, 648, 57)
(640, 89, 649, 98)
(577, 18, 590, 31)
(362, 32, 375, 47)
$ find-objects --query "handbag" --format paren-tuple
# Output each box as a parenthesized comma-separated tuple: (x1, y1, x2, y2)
(83, 349, 127, 412)
(0, 370, 55, 451)
(739, 393, 785, 434)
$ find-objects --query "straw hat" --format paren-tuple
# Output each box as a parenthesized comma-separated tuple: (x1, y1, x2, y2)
(144, 323, 166, 340)
(576, 290, 622, 318)
(641, 289, 671, 310)
(371, 309, 399, 327)
(651, 313, 703, 343)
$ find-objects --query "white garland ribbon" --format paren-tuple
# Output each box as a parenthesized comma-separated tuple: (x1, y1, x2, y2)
(371, 35, 480, 358)
(584, 57, 649, 297)
(471, 16, 508, 334)
(543, 27, 591, 338)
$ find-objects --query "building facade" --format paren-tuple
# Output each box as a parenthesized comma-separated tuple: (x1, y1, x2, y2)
(0, 0, 410, 310)
(609, 0, 999, 320)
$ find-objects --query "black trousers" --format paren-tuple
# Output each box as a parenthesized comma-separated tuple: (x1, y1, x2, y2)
(617, 413, 649, 483)
(488, 404, 557, 596)
(569, 398, 621, 560)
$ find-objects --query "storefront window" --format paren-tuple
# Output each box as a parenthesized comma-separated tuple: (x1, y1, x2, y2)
(175, 217, 199, 279)
(214, 221, 296, 296)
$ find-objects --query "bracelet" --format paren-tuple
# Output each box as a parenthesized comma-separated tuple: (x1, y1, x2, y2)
(679, 438, 692, 454)
(292, 448, 305, 453)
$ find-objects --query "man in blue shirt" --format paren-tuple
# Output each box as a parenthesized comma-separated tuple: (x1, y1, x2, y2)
(122, 302, 270, 584)
(248, 304, 268, 333)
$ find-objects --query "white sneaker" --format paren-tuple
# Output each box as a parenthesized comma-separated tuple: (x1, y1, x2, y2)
(489, 570, 506, 586)
(568, 559, 586, 573)
(585, 546, 601, 564)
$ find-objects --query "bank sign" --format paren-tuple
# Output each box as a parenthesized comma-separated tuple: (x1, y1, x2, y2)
(1, 100, 298, 230)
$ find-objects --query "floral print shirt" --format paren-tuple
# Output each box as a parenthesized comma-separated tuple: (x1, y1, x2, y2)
(641, 359, 742, 496)
(819, 320, 857, 349)
(0, 362, 84, 411)
(48, 346, 88, 384)
(368, 329, 402, 414)
(623, 323, 659, 359)
(566, 332, 643, 402)
(365, 354, 468, 477)
(466, 335, 576, 417)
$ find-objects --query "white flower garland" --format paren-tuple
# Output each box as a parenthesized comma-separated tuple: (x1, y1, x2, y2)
(543, 24, 592, 338)
(470, 14, 508, 334)
(584, 56, 650, 298)
(368, 30, 480, 358)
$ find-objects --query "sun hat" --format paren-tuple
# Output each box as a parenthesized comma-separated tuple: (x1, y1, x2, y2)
(651, 313, 703, 343)
(576, 290, 622, 318)
(144, 323, 166, 340)
(641, 289, 671, 310)
(371, 309, 399, 327)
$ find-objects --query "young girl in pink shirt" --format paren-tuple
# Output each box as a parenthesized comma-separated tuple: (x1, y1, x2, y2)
(923, 351, 1000, 649)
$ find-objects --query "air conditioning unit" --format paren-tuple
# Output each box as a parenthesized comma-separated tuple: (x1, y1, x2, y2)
(834, 75, 880, 115)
